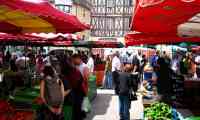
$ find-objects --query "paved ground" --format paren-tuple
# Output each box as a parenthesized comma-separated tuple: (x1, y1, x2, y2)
(86, 89, 144, 120)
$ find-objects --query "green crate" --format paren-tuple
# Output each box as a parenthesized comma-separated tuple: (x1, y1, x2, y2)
(63, 105, 73, 120)
(32, 104, 42, 110)
(13, 96, 33, 102)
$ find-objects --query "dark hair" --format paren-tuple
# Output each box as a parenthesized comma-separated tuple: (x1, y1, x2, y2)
(58, 55, 74, 75)
(72, 54, 81, 59)
(43, 65, 55, 78)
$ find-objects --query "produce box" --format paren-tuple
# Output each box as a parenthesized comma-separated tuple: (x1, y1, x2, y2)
(12, 87, 40, 111)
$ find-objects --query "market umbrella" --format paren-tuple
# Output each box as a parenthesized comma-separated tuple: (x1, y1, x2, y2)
(125, 32, 200, 46)
(0, 0, 89, 33)
(131, 0, 200, 34)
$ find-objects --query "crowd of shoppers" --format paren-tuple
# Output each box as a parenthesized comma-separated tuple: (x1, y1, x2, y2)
(100, 49, 200, 120)
(2, 47, 200, 120)
(0, 48, 96, 120)
(40, 52, 93, 120)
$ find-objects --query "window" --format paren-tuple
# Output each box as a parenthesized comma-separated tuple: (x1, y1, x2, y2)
(129, 0, 133, 6)
(83, 8, 86, 17)
(107, 0, 114, 8)
(56, 4, 72, 13)
(55, 0, 72, 5)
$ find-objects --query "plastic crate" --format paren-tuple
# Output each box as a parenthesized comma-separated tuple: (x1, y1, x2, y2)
(63, 105, 73, 120)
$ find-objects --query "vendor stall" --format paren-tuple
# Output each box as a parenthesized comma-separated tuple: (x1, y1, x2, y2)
(0, 0, 90, 119)
(125, 1, 200, 119)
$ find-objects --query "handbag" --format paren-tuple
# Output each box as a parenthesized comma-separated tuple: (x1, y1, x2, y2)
(81, 97, 91, 113)
(129, 89, 137, 101)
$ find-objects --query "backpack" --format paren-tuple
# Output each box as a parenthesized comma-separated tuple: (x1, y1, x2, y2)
(44, 76, 64, 107)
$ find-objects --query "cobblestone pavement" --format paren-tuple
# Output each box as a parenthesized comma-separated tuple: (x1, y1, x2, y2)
(86, 89, 144, 120)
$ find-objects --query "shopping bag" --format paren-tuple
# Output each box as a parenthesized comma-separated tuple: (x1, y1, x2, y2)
(89, 74, 96, 82)
(81, 97, 91, 113)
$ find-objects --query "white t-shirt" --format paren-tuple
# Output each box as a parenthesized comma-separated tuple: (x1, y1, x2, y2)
(87, 57, 94, 73)
(112, 56, 121, 72)
(195, 56, 200, 68)
(171, 59, 179, 72)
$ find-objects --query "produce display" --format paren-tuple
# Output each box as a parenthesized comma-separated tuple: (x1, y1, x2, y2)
(144, 102, 172, 120)
(185, 117, 200, 120)
(0, 100, 34, 120)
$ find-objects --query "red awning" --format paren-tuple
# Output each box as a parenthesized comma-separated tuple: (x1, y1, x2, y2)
(0, 32, 74, 46)
(0, 33, 45, 41)
(0, 0, 89, 33)
(30, 33, 82, 41)
(131, 0, 200, 34)
(125, 32, 200, 46)
(0, 33, 47, 45)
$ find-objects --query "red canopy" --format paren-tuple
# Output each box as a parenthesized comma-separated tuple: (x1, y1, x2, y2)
(132, 0, 200, 34)
(0, 33, 45, 41)
(125, 32, 200, 46)
(0, 33, 74, 46)
(0, 0, 89, 33)
(125, 0, 200, 46)
(0, 33, 48, 46)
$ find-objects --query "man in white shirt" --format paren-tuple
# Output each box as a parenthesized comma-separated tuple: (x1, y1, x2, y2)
(112, 51, 121, 92)
(112, 52, 121, 72)
(87, 54, 94, 74)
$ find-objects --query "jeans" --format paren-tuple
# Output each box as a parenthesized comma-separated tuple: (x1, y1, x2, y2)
(104, 71, 113, 89)
(119, 95, 130, 120)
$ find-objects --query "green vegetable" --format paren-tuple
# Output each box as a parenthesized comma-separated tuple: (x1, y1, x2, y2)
(185, 116, 200, 120)
(144, 102, 172, 120)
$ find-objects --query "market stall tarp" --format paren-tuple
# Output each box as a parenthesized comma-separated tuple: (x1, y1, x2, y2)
(0, 0, 90, 33)
(0, 33, 46, 44)
(131, 0, 200, 34)
(31, 33, 82, 41)
(125, 32, 200, 46)
(73, 41, 124, 48)
(0, 33, 74, 46)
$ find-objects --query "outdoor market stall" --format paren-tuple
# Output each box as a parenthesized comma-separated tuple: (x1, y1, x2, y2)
(0, 35, 78, 120)
(0, 0, 90, 119)
(126, 0, 200, 119)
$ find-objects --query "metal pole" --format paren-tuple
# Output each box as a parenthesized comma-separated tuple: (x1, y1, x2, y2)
(122, 0, 125, 36)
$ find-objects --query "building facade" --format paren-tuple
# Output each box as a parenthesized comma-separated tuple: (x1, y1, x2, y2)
(91, 0, 135, 42)
(49, 0, 92, 41)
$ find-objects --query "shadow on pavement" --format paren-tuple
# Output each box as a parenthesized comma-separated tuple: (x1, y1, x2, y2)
(86, 93, 113, 120)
